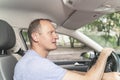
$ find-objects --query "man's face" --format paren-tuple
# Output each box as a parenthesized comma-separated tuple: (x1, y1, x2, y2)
(37, 20, 58, 51)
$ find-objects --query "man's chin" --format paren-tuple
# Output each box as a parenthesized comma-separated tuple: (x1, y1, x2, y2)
(50, 47, 57, 51)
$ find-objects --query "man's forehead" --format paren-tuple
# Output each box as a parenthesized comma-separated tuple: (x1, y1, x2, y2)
(51, 22, 57, 29)
(40, 20, 57, 29)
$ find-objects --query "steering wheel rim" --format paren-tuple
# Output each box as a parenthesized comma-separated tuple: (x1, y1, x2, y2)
(105, 52, 120, 72)
(87, 52, 120, 72)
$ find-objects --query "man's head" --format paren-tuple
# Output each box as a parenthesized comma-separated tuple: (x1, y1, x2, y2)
(28, 19, 58, 51)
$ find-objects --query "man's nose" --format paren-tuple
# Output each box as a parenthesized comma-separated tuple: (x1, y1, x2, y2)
(54, 33, 59, 39)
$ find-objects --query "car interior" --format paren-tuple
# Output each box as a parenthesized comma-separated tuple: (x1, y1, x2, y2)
(0, 0, 120, 80)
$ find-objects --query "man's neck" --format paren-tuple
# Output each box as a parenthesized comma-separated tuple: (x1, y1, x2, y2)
(31, 45, 49, 58)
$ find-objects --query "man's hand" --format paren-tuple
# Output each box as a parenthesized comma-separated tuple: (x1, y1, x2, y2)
(103, 72, 120, 80)
(101, 48, 114, 57)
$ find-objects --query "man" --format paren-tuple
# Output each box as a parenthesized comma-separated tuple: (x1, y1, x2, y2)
(14, 19, 120, 80)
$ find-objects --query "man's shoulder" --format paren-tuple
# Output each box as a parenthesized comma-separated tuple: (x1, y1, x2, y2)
(16, 50, 52, 68)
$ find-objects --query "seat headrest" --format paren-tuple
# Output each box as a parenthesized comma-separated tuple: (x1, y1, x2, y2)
(0, 20, 16, 50)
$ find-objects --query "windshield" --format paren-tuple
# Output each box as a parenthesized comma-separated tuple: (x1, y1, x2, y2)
(78, 12, 120, 51)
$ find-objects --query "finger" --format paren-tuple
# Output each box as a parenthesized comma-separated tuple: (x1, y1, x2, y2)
(119, 73, 120, 76)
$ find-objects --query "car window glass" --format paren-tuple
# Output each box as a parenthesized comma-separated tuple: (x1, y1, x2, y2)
(77, 12, 120, 52)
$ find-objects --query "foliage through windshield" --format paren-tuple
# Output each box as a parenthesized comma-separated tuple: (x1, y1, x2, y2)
(78, 12, 120, 51)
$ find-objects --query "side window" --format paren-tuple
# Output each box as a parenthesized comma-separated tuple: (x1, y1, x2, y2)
(21, 29, 85, 61)
(21, 29, 30, 49)
(57, 34, 82, 48)
(48, 34, 85, 61)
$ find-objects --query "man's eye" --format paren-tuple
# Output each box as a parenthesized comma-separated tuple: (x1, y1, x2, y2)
(48, 32, 53, 34)
(48, 31, 56, 35)
(50, 32, 53, 34)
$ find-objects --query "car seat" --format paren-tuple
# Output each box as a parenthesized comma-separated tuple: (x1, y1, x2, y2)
(0, 20, 19, 80)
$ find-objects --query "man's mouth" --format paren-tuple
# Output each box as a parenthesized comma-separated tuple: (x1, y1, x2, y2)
(52, 42, 56, 44)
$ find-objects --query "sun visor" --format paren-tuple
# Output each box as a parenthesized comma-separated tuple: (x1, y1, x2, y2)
(62, 11, 103, 30)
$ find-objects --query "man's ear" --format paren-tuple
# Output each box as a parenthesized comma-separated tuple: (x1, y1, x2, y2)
(31, 32, 40, 42)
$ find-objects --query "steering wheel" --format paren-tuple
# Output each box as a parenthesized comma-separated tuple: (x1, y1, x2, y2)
(88, 52, 120, 72)
(105, 52, 120, 72)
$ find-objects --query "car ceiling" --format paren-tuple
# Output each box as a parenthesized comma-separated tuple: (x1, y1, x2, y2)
(0, 0, 120, 30)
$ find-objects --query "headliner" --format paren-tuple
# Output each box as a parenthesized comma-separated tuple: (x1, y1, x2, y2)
(0, 0, 120, 30)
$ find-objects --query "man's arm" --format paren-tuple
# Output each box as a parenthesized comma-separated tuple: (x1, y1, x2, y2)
(72, 70, 120, 80)
(84, 48, 110, 80)
(62, 48, 114, 80)
(102, 72, 120, 80)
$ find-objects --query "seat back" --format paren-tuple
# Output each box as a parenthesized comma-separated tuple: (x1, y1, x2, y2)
(0, 20, 18, 80)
